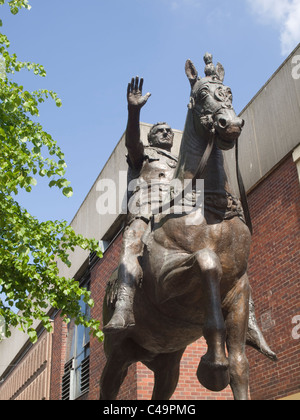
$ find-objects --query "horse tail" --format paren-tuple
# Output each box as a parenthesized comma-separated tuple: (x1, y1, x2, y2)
(246, 295, 277, 361)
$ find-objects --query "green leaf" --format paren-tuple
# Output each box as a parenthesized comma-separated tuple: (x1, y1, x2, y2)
(55, 98, 62, 107)
(18, 245, 29, 255)
(57, 178, 70, 188)
(62, 187, 73, 198)
(87, 299, 94, 307)
(28, 330, 38, 343)
(94, 330, 104, 341)
(29, 177, 37, 186)
(32, 146, 41, 154)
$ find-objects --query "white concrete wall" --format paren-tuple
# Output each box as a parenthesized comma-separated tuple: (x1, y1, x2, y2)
(232, 43, 300, 192)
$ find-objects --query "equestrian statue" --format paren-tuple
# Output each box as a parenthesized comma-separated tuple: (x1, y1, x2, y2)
(101, 54, 277, 400)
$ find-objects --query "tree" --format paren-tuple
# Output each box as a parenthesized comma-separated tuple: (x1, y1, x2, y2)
(0, 0, 103, 343)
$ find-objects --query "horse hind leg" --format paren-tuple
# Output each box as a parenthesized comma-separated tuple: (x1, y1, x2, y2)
(145, 348, 186, 400)
(195, 249, 230, 392)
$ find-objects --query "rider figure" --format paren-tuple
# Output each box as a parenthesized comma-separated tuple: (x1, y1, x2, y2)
(103, 77, 177, 333)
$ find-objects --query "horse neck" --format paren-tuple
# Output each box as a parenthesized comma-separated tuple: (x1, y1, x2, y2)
(174, 109, 230, 195)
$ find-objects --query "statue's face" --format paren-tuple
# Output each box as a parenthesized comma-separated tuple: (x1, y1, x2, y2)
(149, 124, 174, 151)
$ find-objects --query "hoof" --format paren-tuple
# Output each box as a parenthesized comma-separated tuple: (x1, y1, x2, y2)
(197, 356, 230, 392)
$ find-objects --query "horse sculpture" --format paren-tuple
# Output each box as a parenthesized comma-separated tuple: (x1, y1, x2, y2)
(100, 55, 274, 400)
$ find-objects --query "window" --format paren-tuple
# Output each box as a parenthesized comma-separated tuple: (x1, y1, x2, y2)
(62, 278, 90, 400)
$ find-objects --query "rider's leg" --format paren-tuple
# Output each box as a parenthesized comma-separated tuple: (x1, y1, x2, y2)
(103, 218, 148, 333)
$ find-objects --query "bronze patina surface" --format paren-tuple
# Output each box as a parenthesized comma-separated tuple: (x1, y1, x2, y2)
(101, 55, 276, 400)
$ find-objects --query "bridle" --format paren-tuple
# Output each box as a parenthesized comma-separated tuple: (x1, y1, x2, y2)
(157, 91, 253, 235)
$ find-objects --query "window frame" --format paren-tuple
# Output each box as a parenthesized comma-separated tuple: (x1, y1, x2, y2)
(62, 274, 91, 400)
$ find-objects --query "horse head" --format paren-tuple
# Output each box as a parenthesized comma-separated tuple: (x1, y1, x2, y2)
(185, 53, 244, 151)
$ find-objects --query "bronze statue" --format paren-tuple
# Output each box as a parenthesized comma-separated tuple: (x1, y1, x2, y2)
(101, 55, 276, 400)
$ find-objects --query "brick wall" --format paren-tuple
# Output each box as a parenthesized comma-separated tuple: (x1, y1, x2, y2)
(0, 329, 52, 400)
(247, 154, 300, 400)
(50, 313, 68, 400)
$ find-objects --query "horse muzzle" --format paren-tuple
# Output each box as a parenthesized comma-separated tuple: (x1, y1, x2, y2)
(214, 113, 244, 150)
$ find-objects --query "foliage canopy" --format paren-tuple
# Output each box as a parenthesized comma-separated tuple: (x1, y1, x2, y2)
(0, 0, 103, 343)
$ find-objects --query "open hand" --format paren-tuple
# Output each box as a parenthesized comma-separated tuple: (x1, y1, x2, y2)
(127, 76, 151, 109)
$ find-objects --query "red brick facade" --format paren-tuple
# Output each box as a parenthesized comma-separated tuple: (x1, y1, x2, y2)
(0, 329, 52, 400)
(48, 152, 299, 400)
(247, 155, 300, 400)
(50, 311, 68, 400)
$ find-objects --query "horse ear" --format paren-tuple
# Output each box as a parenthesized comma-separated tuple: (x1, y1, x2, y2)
(185, 59, 199, 87)
(216, 62, 225, 82)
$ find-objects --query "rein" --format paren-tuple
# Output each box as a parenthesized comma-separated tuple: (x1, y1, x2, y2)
(235, 140, 253, 234)
(157, 129, 215, 214)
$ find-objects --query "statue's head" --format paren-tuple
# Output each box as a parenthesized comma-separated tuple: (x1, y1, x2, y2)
(148, 122, 174, 151)
(185, 53, 244, 151)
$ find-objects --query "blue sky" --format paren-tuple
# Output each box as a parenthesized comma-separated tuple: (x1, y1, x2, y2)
(1, 0, 300, 225)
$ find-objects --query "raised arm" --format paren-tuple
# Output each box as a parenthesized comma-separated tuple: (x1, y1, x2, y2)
(126, 76, 151, 170)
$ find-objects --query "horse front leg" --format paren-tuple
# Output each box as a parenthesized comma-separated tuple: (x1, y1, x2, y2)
(100, 348, 132, 400)
(100, 338, 142, 400)
(195, 249, 230, 392)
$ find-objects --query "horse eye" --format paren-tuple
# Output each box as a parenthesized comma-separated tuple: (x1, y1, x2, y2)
(198, 89, 209, 99)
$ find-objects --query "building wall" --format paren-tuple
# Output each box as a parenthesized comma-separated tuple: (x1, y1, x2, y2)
(247, 154, 300, 400)
(0, 329, 52, 400)
(49, 314, 68, 400)
(236, 44, 300, 193)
